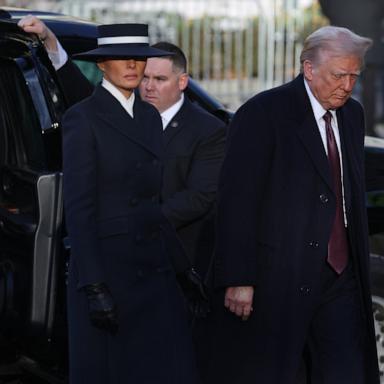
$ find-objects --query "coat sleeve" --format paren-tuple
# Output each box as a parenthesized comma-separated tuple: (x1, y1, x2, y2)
(214, 100, 275, 288)
(62, 105, 104, 289)
(161, 122, 226, 229)
(58, 60, 95, 108)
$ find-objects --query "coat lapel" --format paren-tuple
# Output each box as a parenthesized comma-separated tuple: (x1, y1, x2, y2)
(291, 76, 334, 192)
(162, 98, 189, 147)
(336, 107, 353, 214)
(92, 86, 162, 157)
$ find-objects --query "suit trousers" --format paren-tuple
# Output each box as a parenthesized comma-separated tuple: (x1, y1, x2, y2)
(306, 260, 365, 384)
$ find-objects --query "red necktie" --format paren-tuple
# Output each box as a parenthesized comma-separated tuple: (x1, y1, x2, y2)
(323, 111, 348, 274)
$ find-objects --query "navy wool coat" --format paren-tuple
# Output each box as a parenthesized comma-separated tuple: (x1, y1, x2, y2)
(199, 75, 379, 384)
(62, 85, 198, 384)
(57, 61, 226, 276)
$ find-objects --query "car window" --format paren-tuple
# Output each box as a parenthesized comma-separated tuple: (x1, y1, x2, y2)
(0, 58, 45, 170)
(0, 58, 41, 215)
(73, 60, 102, 85)
(17, 57, 52, 134)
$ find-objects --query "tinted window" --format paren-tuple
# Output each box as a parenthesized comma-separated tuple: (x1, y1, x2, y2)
(1, 58, 47, 170)
(74, 60, 102, 85)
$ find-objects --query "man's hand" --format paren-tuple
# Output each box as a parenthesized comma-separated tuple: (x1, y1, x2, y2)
(84, 283, 118, 334)
(224, 286, 254, 320)
(17, 15, 59, 52)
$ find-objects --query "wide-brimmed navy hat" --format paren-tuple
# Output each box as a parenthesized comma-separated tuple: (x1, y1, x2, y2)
(74, 23, 172, 61)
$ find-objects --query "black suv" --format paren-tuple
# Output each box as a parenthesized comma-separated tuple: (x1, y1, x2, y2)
(0, 7, 384, 383)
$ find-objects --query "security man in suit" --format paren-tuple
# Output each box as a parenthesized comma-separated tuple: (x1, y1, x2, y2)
(204, 26, 380, 384)
(48, 23, 198, 383)
(139, 42, 226, 278)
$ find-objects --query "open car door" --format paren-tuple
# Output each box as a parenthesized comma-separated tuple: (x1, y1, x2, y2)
(0, 20, 67, 369)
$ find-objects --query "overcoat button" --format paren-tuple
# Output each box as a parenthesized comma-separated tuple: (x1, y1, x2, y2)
(151, 195, 158, 203)
(319, 194, 329, 203)
(137, 270, 144, 277)
(152, 159, 158, 166)
(299, 285, 311, 295)
(136, 162, 142, 169)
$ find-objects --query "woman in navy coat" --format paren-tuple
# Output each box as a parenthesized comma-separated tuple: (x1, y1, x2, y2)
(62, 24, 198, 384)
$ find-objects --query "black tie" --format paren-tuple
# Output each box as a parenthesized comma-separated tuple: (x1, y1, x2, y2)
(323, 111, 348, 274)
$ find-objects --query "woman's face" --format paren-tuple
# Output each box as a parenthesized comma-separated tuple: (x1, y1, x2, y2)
(97, 58, 147, 98)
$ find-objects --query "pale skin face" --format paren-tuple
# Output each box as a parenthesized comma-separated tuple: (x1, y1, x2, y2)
(303, 51, 361, 110)
(97, 59, 147, 98)
(139, 57, 188, 113)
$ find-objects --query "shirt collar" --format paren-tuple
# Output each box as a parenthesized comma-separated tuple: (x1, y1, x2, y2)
(160, 93, 184, 129)
(304, 78, 337, 123)
(101, 78, 135, 118)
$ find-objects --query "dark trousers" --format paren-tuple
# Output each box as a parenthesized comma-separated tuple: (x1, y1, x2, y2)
(306, 261, 365, 384)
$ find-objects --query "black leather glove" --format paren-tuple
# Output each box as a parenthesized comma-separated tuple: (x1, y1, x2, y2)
(176, 268, 210, 319)
(84, 283, 118, 334)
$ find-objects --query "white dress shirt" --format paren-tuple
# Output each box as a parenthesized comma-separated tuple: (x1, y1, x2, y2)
(160, 93, 184, 130)
(304, 79, 347, 225)
(101, 78, 135, 118)
(47, 40, 68, 70)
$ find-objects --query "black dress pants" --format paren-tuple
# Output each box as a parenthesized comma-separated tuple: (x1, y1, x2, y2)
(306, 261, 365, 384)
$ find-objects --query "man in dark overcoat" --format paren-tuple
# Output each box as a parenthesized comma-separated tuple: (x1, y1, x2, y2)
(202, 26, 380, 384)
(54, 24, 198, 383)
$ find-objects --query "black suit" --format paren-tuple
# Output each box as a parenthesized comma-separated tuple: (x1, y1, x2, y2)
(161, 97, 226, 273)
(201, 74, 379, 384)
(63, 86, 198, 383)
(57, 61, 226, 276)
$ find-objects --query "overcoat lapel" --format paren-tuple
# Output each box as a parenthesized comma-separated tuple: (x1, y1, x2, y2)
(336, 107, 353, 214)
(92, 86, 162, 157)
(292, 76, 334, 192)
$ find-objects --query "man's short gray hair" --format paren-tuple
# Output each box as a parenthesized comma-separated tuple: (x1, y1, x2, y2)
(299, 26, 372, 73)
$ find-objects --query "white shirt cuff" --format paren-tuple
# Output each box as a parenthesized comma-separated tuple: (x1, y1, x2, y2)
(47, 40, 68, 70)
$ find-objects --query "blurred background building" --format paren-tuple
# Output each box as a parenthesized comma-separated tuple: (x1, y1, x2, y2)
(3, 0, 384, 136)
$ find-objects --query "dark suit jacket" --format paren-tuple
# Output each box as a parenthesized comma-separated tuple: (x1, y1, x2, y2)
(203, 74, 379, 384)
(57, 60, 226, 276)
(161, 97, 226, 273)
(63, 86, 198, 383)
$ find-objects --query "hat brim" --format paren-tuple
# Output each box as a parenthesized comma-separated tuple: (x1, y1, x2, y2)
(73, 45, 172, 61)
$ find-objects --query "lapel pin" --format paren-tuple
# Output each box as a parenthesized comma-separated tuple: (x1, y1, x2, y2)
(170, 121, 178, 128)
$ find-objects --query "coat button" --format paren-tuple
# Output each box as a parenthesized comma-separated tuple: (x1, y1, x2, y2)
(130, 197, 139, 206)
(152, 159, 158, 166)
(151, 195, 158, 203)
(319, 194, 329, 203)
(136, 162, 142, 169)
(299, 285, 311, 295)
